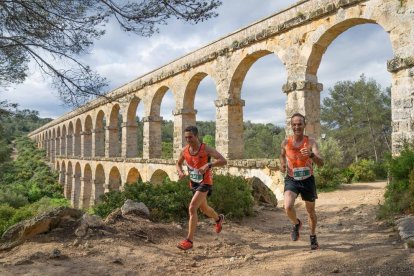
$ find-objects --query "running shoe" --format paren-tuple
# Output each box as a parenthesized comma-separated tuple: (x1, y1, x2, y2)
(290, 218, 302, 241)
(215, 214, 224, 233)
(177, 239, 193, 250)
(310, 235, 319, 250)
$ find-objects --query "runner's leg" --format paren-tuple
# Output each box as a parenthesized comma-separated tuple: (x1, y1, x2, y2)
(199, 199, 219, 221)
(284, 190, 299, 224)
(187, 191, 208, 241)
(305, 200, 317, 235)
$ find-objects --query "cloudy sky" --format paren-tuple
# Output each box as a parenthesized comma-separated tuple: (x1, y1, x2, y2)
(2, 0, 393, 126)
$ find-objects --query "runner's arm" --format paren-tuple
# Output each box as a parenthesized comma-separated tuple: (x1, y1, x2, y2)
(202, 146, 227, 172)
(176, 150, 186, 179)
(310, 138, 324, 167)
(279, 139, 288, 173)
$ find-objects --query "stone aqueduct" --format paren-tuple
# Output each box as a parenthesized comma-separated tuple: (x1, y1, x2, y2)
(28, 0, 414, 209)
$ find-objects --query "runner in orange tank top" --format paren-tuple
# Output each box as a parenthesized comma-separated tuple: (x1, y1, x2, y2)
(176, 126, 227, 250)
(280, 113, 324, 250)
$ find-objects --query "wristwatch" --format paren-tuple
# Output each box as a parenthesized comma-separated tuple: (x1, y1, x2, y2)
(208, 162, 212, 169)
(309, 152, 315, 158)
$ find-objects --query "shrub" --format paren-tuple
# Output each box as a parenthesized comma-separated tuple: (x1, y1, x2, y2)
(314, 137, 344, 190)
(0, 190, 29, 208)
(209, 175, 254, 219)
(0, 204, 16, 235)
(341, 167, 354, 184)
(348, 159, 376, 182)
(93, 175, 254, 221)
(379, 142, 414, 217)
(314, 166, 343, 191)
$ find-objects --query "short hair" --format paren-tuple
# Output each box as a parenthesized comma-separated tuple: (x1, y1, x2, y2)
(184, 125, 198, 136)
(290, 113, 306, 124)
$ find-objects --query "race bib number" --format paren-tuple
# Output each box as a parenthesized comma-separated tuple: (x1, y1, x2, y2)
(189, 168, 204, 183)
(293, 167, 311, 180)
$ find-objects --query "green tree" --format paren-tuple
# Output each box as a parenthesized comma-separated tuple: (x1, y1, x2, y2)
(321, 75, 391, 165)
(202, 134, 215, 147)
(0, 0, 222, 107)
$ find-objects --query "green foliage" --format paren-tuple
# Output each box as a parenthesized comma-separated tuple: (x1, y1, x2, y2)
(93, 178, 191, 221)
(0, 109, 52, 143)
(161, 142, 173, 159)
(93, 175, 254, 221)
(244, 122, 284, 158)
(314, 137, 343, 190)
(0, 137, 64, 202)
(202, 134, 215, 147)
(0, 190, 29, 208)
(321, 75, 391, 166)
(0, 204, 16, 235)
(348, 159, 377, 182)
(93, 190, 126, 218)
(0, 135, 67, 236)
(409, 169, 414, 213)
(209, 175, 254, 219)
(379, 142, 414, 218)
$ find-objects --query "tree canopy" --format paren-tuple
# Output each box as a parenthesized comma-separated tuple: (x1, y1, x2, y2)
(0, 0, 222, 107)
(321, 75, 391, 165)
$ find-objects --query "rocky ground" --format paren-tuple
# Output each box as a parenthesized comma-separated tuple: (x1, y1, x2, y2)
(1, 181, 413, 275)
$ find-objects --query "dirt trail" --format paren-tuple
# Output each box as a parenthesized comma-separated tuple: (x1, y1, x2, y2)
(1, 181, 413, 275)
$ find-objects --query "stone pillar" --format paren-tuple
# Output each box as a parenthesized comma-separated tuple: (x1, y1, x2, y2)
(93, 129, 105, 157)
(50, 138, 55, 162)
(104, 183, 111, 193)
(143, 115, 162, 159)
(282, 80, 323, 138)
(121, 122, 138, 158)
(55, 137, 60, 157)
(65, 172, 73, 200)
(73, 133, 81, 157)
(387, 56, 414, 154)
(215, 98, 245, 159)
(79, 177, 91, 209)
(45, 139, 49, 157)
(90, 179, 102, 206)
(105, 126, 119, 157)
(66, 134, 73, 156)
(81, 131, 92, 157)
(59, 170, 65, 186)
(173, 108, 197, 159)
(71, 173, 81, 208)
(60, 136, 66, 156)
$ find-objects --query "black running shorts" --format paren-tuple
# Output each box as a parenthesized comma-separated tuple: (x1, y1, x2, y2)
(284, 175, 318, 202)
(191, 182, 213, 197)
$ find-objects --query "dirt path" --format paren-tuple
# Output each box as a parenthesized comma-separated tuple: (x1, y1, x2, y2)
(1, 181, 413, 275)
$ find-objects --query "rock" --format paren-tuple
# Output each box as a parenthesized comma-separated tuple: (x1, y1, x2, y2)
(247, 177, 278, 207)
(396, 215, 414, 240)
(50, 248, 61, 258)
(121, 199, 150, 219)
(104, 208, 122, 224)
(82, 214, 103, 228)
(0, 207, 83, 251)
(75, 223, 88, 237)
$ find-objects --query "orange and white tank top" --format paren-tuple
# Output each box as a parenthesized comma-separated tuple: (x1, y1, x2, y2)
(285, 136, 313, 180)
(183, 143, 213, 185)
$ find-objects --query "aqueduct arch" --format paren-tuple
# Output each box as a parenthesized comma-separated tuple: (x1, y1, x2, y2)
(29, 0, 414, 208)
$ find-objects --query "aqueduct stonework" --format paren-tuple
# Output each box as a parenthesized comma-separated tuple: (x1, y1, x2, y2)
(28, 0, 414, 209)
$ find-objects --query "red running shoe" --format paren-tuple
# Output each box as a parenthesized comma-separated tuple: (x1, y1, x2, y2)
(177, 239, 193, 250)
(215, 214, 224, 233)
